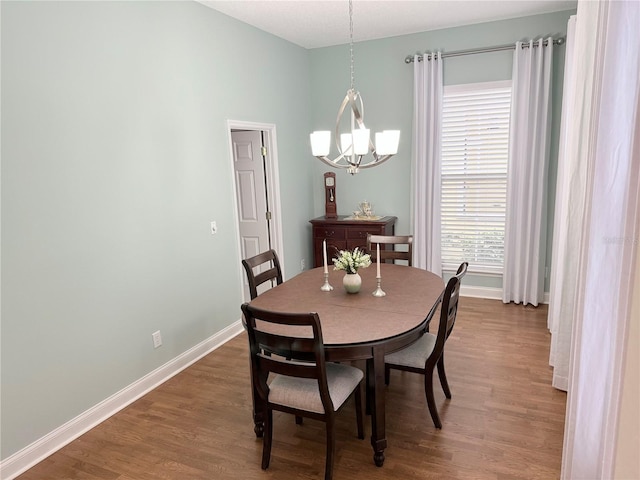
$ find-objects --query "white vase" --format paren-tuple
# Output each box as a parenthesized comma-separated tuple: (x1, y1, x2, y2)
(343, 272, 362, 294)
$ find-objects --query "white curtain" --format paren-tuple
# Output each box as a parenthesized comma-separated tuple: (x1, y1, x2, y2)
(502, 39, 554, 306)
(561, 0, 640, 477)
(412, 53, 443, 273)
(547, 17, 579, 392)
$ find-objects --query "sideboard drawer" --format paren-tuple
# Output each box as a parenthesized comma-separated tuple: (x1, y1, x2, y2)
(313, 226, 347, 240)
(310, 216, 397, 268)
(346, 227, 384, 240)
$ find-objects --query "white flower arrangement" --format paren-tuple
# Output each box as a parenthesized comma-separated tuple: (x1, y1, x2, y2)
(333, 247, 372, 274)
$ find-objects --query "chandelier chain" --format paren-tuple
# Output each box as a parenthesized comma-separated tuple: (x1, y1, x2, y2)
(349, 0, 354, 91)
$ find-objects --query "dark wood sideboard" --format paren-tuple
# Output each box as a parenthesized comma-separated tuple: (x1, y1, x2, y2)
(310, 215, 397, 268)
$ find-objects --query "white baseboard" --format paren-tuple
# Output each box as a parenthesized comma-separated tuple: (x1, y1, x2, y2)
(0, 320, 245, 480)
(460, 285, 550, 304)
(460, 284, 503, 300)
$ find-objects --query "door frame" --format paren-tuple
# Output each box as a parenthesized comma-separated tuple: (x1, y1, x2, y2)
(226, 120, 286, 295)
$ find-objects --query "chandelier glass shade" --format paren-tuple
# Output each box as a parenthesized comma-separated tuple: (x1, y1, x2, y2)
(309, 1, 400, 175)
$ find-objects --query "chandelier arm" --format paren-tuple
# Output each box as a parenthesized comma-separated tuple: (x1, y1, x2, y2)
(369, 139, 377, 155)
(348, 91, 365, 128)
(356, 154, 393, 169)
(347, 91, 374, 160)
(315, 155, 354, 170)
(315, 145, 360, 169)
(335, 93, 353, 153)
(314, 153, 392, 171)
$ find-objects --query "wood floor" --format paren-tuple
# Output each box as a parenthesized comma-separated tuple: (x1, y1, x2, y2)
(17, 297, 566, 480)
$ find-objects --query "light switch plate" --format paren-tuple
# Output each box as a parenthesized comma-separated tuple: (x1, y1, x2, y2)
(152, 330, 162, 349)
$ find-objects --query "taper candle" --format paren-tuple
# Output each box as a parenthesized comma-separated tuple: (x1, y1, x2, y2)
(376, 243, 381, 277)
(323, 239, 328, 274)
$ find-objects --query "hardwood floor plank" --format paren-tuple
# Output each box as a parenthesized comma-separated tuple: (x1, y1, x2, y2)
(16, 297, 565, 480)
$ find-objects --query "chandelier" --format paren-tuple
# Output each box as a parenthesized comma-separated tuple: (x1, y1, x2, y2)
(309, 0, 400, 175)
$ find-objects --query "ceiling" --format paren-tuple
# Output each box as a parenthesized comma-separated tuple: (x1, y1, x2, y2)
(200, 0, 577, 49)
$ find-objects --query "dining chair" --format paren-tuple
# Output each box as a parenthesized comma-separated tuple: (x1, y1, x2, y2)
(384, 262, 468, 428)
(242, 249, 283, 300)
(242, 250, 288, 427)
(366, 234, 413, 266)
(241, 303, 365, 480)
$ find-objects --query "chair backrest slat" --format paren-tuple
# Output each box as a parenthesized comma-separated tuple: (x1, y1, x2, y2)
(367, 234, 413, 266)
(253, 329, 317, 357)
(242, 250, 283, 300)
(258, 355, 319, 379)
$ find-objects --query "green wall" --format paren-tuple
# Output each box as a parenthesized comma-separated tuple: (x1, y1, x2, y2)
(309, 9, 574, 290)
(0, 1, 313, 459)
(1, 1, 575, 462)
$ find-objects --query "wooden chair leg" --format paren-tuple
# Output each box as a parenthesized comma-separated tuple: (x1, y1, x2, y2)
(384, 364, 391, 385)
(324, 417, 336, 480)
(424, 369, 442, 429)
(249, 350, 264, 438)
(262, 409, 273, 469)
(437, 353, 452, 399)
(354, 384, 365, 439)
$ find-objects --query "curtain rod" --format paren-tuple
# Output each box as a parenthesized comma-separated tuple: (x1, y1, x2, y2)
(404, 37, 565, 64)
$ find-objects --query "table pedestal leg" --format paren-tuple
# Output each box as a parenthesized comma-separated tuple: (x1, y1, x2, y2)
(367, 348, 387, 466)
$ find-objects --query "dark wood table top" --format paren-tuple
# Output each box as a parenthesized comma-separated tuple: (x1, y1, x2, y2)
(249, 264, 445, 346)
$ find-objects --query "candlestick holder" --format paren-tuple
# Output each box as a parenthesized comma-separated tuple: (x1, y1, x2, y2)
(320, 272, 334, 291)
(372, 276, 386, 297)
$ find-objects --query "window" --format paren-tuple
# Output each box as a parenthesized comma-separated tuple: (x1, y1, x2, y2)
(441, 81, 511, 274)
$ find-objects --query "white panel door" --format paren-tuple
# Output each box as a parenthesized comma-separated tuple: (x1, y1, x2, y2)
(232, 130, 271, 301)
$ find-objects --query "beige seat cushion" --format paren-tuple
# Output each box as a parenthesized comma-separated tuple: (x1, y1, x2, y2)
(268, 363, 363, 414)
(384, 332, 436, 370)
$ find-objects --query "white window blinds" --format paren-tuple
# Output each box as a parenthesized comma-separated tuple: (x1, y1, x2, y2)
(441, 81, 511, 274)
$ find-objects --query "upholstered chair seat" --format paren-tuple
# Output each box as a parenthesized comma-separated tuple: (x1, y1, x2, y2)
(385, 333, 437, 370)
(269, 362, 363, 414)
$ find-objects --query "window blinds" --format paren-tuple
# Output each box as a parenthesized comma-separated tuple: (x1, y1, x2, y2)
(441, 81, 511, 274)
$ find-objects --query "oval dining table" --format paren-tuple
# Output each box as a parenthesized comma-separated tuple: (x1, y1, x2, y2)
(248, 263, 445, 467)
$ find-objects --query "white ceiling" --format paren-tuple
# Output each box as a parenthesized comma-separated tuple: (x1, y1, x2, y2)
(200, 0, 577, 49)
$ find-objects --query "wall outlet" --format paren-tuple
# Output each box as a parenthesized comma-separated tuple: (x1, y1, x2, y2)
(152, 330, 162, 349)
(300, 259, 306, 271)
